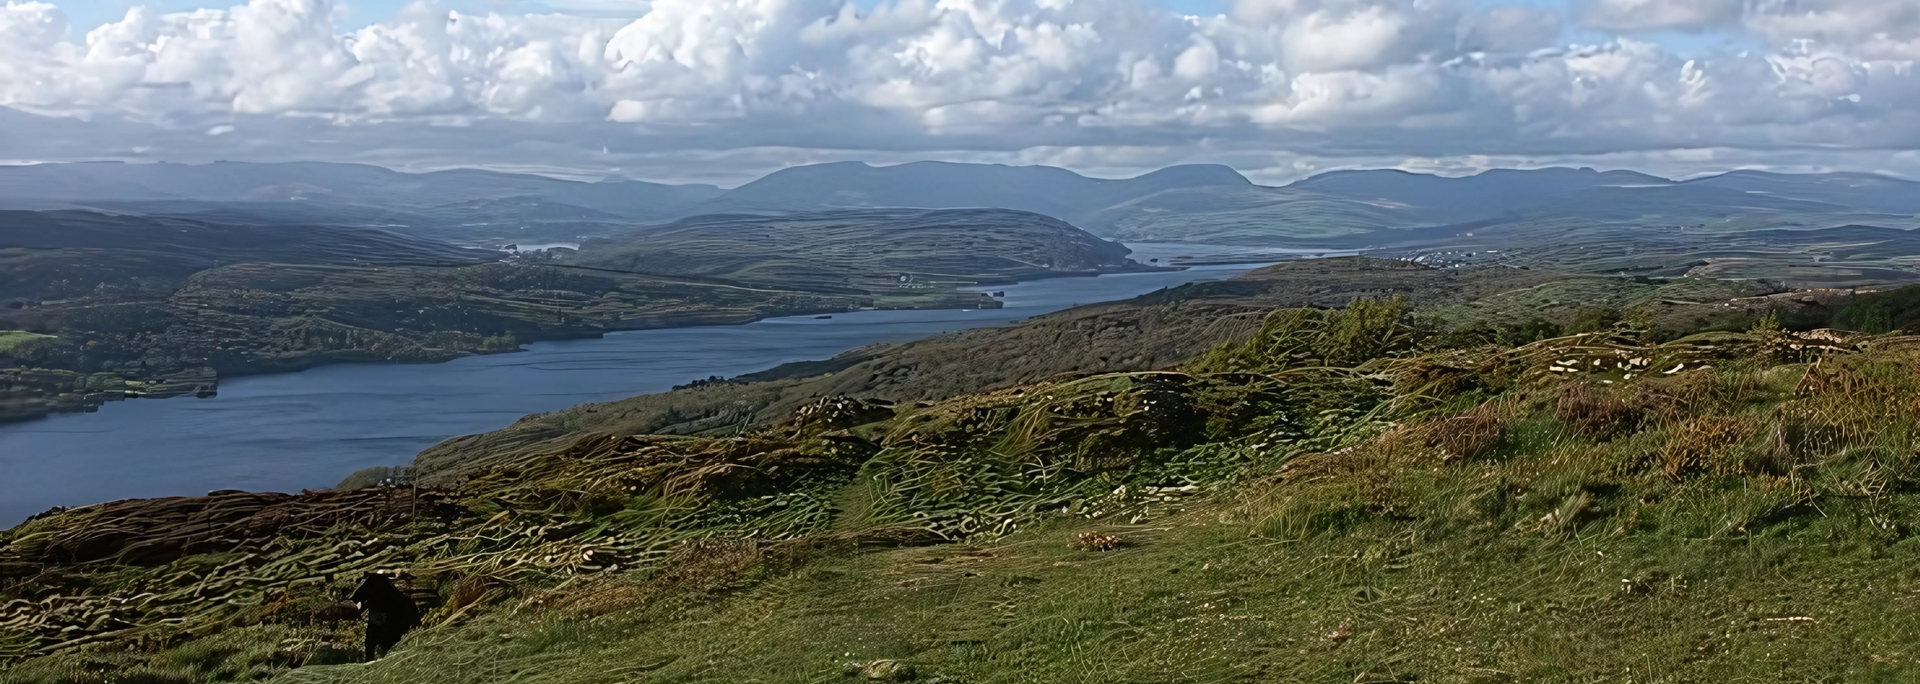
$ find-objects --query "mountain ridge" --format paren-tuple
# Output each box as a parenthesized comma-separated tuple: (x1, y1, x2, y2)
(8, 161, 1920, 280)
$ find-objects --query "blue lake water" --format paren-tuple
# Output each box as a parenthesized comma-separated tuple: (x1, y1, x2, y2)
(0, 254, 1279, 525)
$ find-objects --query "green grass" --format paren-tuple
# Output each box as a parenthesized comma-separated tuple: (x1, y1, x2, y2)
(0, 331, 52, 355)
(271, 325, 1920, 683)
(272, 485, 1920, 683)
(1, 625, 355, 684)
(15, 302, 1920, 684)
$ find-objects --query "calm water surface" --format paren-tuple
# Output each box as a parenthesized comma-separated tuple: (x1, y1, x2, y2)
(0, 255, 1279, 525)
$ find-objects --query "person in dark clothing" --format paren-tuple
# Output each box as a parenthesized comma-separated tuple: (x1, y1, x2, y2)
(349, 571, 421, 661)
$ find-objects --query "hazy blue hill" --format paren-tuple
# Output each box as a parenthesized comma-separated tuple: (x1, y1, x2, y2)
(429, 196, 626, 222)
(0, 162, 740, 248)
(0, 161, 417, 204)
(1086, 185, 1427, 242)
(1286, 167, 1669, 220)
(1675, 170, 1920, 215)
(71, 198, 630, 246)
(7, 161, 1919, 264)
(1081, 167, 1689, 243)
(696, 161, 1252, 223)
(0, 210, 490, 263)
(1088, 166, 1920, 257)
(534, 179, 726, 219)
(73, 199, 434, 230)
(0, 162, 716, 220)
(1528, 183, 1853, 220)
(714, 161, 1087, 210)
(0, 210, 495, 301)
(1124, 163, 1251, 187)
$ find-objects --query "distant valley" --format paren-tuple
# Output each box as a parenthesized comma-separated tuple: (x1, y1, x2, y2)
(7, 160, 1920, 421)
(0, 204, 1138, 423)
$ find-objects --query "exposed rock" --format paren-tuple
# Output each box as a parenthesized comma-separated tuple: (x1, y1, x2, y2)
(843, 659, 917, 682)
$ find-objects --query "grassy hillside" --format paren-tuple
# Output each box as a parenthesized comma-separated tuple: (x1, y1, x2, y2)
(0, 210, 496, 303)
(0, 258, 886, 420)
(404, 259, 1571, 483)
(0, 332, 50, 355)
(563, 208, 1140, 293)
(295, 312, 1920, 683)
(9, 262, 1919, 682)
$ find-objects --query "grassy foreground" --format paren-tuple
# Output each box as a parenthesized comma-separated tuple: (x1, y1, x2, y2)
(9, 293, 1920, 683)
(273, 321, 1920, 684)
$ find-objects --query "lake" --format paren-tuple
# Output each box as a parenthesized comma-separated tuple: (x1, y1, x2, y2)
(0, 254, 1281, 525)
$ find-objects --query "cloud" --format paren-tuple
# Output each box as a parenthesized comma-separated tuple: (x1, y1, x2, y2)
(0, 1, 64, 50)
(1746, 0, 1920, 60)
(1574, 0, 1743, 32)
(1458, 6, 1562, 53)
(0, 0, 1916, 180)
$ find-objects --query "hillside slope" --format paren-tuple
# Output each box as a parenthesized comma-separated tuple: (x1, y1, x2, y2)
(408, 259, 1791, 485)
(13, 162, 1920, 289)
(693, 162, 1250, 224)
(563, 208, 1139, 293)
(4, 268, 1917, 682)
(0, 163, 722, 219)
(407, 259, 1569, 481)
(0, 210, 496, 302)
(8, 208, 1134, 422)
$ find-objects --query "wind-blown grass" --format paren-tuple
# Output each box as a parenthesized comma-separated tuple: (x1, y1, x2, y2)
(11, 302, 1920, 684)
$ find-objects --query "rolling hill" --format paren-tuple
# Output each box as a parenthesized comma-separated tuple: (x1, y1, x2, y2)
(0, 207, 1145, 423)
(9, 260, 1920, 682)
(562, 208, 1140, 292)
(8, 161, 1920, 287)
(0, 210, 497, 302)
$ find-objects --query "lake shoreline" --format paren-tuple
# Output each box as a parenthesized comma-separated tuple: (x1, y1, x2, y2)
(0, 264, 1189, 426)
(0, 257, 1278, 526)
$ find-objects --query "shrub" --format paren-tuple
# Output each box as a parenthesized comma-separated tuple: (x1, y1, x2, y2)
(1190, 297, 1425, 373)
(1834, 284, 1920, 333)
(1566, 306, 1623, 334)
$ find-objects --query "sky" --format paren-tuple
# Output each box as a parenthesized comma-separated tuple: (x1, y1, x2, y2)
(2, 0, 1918, 185)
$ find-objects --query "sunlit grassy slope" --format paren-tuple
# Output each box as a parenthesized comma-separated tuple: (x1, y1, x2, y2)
(0, 331, 52, 355)
(10, 283, 1920, 684)
(271, 310, 1920, 683)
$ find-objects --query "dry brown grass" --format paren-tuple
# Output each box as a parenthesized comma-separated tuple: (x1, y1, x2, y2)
(1424, 401, 1508, 462)
(1555, 382, 1635, 439)
(1658, 417, 1755, 481)
(443, 575, 516, 616)
(1069, 532, 1125, 551)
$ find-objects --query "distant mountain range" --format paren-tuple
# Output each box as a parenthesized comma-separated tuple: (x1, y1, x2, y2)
(0, 160, 1251, 244)
(5, 160, 1920, 265)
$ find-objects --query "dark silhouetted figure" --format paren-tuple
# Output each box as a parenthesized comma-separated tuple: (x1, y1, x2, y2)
(350, 572, 421, 661)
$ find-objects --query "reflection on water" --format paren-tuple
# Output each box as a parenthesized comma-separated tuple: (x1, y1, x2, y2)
(0, 260, 1267, 525)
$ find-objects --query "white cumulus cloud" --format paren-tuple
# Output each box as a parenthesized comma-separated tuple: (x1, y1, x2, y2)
(1747, 0, 1920, 60)
(0, 0, 1913, 179)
